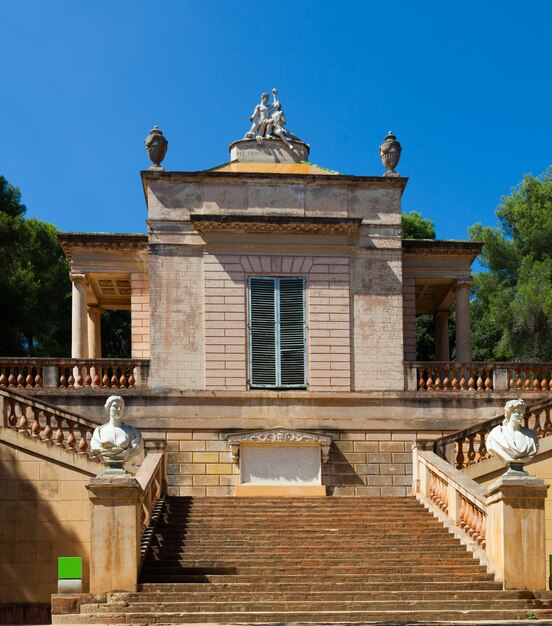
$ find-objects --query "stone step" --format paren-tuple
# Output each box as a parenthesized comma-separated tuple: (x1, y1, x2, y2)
(145, 550, 473, 561)
(140, 575, 504, 594)
(116, 589, 534, 602)
(142, 560, 482, 572)
(52, 608, 552, 624)
(139, 573, 498, 584)
(83, 597, 552, 612)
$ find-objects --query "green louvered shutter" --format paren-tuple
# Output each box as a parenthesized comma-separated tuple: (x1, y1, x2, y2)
(248, 276, 306, 388)
(279, 277, 306, 386)
(249, 277, 277, 387)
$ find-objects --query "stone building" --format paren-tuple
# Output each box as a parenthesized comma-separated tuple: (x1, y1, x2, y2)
(2, 111, 552, 621)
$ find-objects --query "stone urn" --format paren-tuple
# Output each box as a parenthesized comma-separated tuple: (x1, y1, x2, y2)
(145, 125, 168, 169)
(379, 131, 402, 176)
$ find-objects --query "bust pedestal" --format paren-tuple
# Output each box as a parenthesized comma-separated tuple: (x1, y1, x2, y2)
(86, 474, 143, 593)
(485, 474, 548, 589)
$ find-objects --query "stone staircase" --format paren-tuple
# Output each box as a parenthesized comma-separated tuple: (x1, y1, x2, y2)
(56, 496, 552, 624)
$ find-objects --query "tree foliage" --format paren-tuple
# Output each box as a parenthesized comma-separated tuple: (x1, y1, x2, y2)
(402, 211, 436, 240)
(0, 176, 71, 356)
(470, 167, 552, 361)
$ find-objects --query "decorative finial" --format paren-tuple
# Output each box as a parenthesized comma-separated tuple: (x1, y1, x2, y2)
(379, 130, 402, 177)
(145, 125, 168, 170)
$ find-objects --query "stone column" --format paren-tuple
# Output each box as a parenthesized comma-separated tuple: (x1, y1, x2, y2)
(70, 273, 88, 359)
(485, 474, 549, 590)
(87, 305, 102, 359)
(435, 311, 450, 361)
(87, 474, 143, 594)
(455, 278, 472, 362)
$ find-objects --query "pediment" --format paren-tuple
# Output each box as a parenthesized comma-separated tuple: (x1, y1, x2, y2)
(226, 428, 332, 464)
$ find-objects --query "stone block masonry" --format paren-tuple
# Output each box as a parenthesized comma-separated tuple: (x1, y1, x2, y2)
(165, 429, 447, 497)
(131, 272, 151, 359)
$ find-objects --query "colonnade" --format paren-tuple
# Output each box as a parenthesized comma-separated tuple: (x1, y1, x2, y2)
(434, 277, 472, 362)
(70, 273, 102, 359)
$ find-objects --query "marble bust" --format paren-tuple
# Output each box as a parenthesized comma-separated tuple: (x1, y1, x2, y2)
(486, 398, 538, 469)
(91, 395, 144, 469)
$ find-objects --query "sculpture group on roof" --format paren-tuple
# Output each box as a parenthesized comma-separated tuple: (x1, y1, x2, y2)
(244, 88, 302, 149)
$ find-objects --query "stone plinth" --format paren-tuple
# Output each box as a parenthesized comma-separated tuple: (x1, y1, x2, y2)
(229, 139, 309, 163)
(86, 474, 143, 593)
(485, 474, 548, 589)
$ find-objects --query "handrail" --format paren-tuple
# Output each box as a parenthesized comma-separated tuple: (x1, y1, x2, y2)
(433, 398, 552, 469)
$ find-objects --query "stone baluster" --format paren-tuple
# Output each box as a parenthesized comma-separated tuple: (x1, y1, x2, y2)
(31, 407, 41, 439)
(442, 367, 450, 391)
(426, 370, 434, 392)
(44, 413, 53, 444)
(7, 399, 18, 429)
(478, 431, 488, 462)
(78, 425, 89, 455)
(544, 409, 552, 435)
(54, 416, 65, 447)
(484, 367, 492, 392)
(451, 367, 459, 391)
(17, 404, 30, 436)
(516, 369, 523, 392)
(65, 420, 76, 452)
(455, 437, 466, 469)
(466, 434, 476, 465)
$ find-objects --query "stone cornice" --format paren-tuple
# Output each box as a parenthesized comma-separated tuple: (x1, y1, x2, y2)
(191, 215, 362, 234)
(58, 233, 148, 262)
(226, 428, 332, 464)
(141, 169, 409, 192)
(403, 239, 483, 259)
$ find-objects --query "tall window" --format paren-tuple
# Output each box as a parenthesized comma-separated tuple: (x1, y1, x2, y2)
(248, 276, 306, 388)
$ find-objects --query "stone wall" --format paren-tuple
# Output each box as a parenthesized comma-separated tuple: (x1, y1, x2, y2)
(148, 247, 205, 389)
(0, 438, 95, 604)
(131, 272, 151, 359)
(166, 429, 446, 498)
(204, 253, 351, 392)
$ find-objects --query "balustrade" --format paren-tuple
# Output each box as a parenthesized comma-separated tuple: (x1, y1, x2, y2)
(413, 444, 488, 554)
(414, 362, 494, 392)
(507, 365, 552, 393)
(407, 361, 552, 393)
(1, 388, 100, 461)
(0, 361, 43, 388)
(0, 358, 148, 390)
(434, 399, 552, 470)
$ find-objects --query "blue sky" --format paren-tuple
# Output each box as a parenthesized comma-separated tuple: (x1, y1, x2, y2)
(2, 0, 551, 241)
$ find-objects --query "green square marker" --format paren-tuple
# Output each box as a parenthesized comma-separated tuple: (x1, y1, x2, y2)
(58, 557, 82, 580)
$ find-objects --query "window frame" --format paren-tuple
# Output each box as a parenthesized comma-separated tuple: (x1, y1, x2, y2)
(247, 275, 307, 390)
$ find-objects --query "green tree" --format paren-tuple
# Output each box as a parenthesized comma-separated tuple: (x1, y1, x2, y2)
(0, 176, 71, 356)
(402, 211, 436, 240)
(470, 167, 552, 361)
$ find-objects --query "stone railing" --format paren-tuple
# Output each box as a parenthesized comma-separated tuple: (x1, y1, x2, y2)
(87, 447, 167, 594)
(0, 387, 100, 461)
(406, 361, 552, 393)
(414, 443, 488, 552)
(0, 358, 149, 390)
(412, 441, 547, 589)
(433, 399, 552, 469)
(136, 450, 167, 530)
